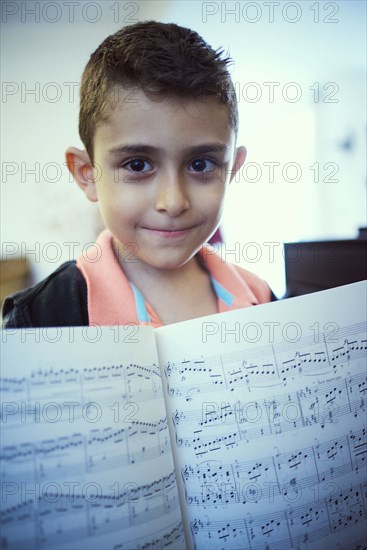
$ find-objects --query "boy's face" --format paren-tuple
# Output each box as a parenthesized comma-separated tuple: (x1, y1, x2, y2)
(74, 90, 245, 273)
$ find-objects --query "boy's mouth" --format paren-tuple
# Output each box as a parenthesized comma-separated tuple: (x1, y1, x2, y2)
(142, 226, 196, 239)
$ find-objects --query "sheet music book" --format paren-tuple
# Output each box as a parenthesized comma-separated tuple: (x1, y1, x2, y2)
(1, 281, 366, 550)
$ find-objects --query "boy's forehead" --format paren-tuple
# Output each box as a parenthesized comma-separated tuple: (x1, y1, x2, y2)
(95, 87, 235, 152)
(107, 86, 226, 114)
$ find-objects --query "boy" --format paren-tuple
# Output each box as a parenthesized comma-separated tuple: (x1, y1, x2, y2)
(3, 21, 273, 329)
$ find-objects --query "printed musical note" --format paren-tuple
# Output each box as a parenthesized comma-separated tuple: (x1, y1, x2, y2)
(163, 328, 367, 399)
(190, 482, 366, 548)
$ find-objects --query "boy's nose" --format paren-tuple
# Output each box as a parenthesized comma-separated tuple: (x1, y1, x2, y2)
(155, 173, 190, 216)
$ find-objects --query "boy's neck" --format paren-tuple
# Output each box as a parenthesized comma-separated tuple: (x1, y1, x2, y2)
(112, 239, 218, 324)
(113, 238, 205, 288)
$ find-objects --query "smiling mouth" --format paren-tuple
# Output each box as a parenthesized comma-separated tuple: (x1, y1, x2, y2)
(142, 226, 196, 238)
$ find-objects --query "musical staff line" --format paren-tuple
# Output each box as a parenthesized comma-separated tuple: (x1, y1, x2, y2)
(1, 472, 180, 549)
(190, 482, 367, 549)
(181, 428, 366, 506)
(170, 374, 366, 457)
(1, 419, 170, 483)
(164, 328, 367, 400)
(0, 362, 163, 408)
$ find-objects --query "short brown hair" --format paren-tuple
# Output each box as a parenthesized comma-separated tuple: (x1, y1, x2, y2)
(79, 21, 238, 163)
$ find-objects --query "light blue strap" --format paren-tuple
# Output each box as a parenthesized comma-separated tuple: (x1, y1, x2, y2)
(130, 282, 150, 322)
(210, 276, 234, 306)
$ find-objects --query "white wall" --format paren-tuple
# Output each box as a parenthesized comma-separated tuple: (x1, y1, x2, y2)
(1, 0, 366, 296)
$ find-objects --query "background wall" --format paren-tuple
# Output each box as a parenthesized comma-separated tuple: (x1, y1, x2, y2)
(1, 0, 366, 296)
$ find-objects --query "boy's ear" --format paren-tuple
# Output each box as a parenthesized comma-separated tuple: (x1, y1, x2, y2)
(65, 147, 98, 202)
(229, 146, 247, 183)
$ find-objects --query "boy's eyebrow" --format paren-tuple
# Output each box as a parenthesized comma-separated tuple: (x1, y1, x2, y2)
(107, 143, 231, 156)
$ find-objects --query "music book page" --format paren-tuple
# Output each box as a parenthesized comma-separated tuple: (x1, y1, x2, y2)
(0, 325, 185, 549)
(1, 281, 366, 549)
(155, 281, 367, 549)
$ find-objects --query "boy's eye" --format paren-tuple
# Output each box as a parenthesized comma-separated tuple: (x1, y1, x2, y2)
(123, 159, 152, 172)
(188, 158, 218, 173)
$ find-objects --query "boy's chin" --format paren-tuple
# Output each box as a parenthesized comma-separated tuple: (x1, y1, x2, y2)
(139, 251, 199, 272)
(146, 258, 193, 271)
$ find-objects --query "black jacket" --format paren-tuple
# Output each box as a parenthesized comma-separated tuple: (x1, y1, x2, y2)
(2, 261, 88, 328)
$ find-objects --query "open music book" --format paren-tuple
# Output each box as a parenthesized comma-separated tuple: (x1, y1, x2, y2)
(1, 281, 366, 550)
